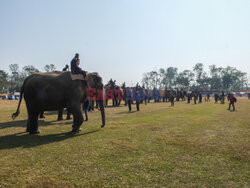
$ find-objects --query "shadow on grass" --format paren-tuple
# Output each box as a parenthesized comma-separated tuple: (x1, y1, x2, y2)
(44, 110, 71, 116)
(0, 119, 58, 129)
(44, 111, 60, 116)
(115, 111, 137, 114)
(0, 129, 100, 150)
(105, 105, 124, 108)
(0, 114, 75, 129)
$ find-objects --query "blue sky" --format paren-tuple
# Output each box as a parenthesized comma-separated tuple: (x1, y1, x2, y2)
(0, 0, 250, 86)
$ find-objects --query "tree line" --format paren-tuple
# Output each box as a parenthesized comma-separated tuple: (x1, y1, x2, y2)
(0, 63, 249, 93)
(141, 63, 248, 91)
(0, 64, 56, 93)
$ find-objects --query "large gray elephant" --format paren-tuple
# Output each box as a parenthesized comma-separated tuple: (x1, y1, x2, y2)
(12, 71, 105, 134)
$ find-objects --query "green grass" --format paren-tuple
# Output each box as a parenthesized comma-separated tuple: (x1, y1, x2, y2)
(0, 98, 249, 187)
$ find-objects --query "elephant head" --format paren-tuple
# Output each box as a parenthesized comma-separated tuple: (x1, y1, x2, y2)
(87, 72, 105, 127)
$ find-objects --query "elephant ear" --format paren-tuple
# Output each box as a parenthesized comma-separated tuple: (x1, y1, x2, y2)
(93, 72, 103, 84)
(84, 72, 88, 81)
(82, 71, 88, 79)
(87, 72, 103, 88)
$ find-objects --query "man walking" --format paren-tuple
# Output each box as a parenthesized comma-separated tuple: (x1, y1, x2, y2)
(228, 94, 237, 111)
(193, 92, 197, 104)
(198, 92, 202, 103)
(207, 93, 210, 102)
(136, 90, 140, 111)
(187, 92, 191, 103)
(170, 90, 175, 106)
(126, 87, 132, 112)
(221, 91, 225, 104)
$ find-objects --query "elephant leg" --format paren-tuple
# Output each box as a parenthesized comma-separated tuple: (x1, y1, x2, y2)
(91, 101, 94, 111)
(39, 111, 45, 119)
(66, 109, 72, 120)
(26, 103, 39, 134)
(26, 113, 31, 132)
(57, 108, 63, 121)
(71, 104, 84, 133)
(29, 111, 40, 134)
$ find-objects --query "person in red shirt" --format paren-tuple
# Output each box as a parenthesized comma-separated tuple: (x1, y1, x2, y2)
(228, 93, 237, 111)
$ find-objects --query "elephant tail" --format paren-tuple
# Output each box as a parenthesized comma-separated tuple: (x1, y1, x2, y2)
(12, 80, 25, 120)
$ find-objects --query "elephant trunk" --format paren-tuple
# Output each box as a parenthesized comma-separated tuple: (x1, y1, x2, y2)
(99, 99, 105, 127)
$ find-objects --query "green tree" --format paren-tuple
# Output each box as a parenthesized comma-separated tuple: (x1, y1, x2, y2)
(142, 64, 247, 91)
(209, 65, 222, 90)
(9, 64, 20, 92)
(159, 68, 166, 89)
(165, 67, 178, 88)
(149, 71, 160, 89)
(176, 70, 194, 89)
(193, 63, 204, 87)
(0, 70, 9, 93)
(141, 73, 150, 89)
(44, 64, 56, 72)
(22, 65, 39, 76)
(199, 72, 211, 90)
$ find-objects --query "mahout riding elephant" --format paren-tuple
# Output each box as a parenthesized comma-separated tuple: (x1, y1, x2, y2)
(12, 71, 105, 134)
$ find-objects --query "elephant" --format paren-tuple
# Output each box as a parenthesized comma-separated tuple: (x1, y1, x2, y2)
(12, 71, 105, 134)
(104, 84, 123, 107)
(39, 109, 71, 121)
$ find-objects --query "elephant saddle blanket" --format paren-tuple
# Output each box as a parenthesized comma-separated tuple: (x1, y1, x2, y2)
(70, 72, 88, 81)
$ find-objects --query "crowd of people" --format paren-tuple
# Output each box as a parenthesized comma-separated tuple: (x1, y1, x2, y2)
(101, 78, 240, 113)
(41, 53, 244, 114)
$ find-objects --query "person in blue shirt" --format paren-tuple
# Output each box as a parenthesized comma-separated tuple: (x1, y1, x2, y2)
(126, 87, 133, 112)
(83, 99, 90, 121)
(144, 89, 149, 105)
(139, 89, 144, 103)
(136, 90, 140, 111)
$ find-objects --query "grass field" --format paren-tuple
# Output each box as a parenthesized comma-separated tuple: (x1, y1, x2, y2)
(0, 98, 249, 187)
